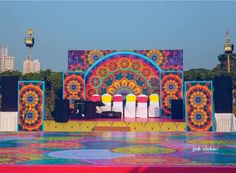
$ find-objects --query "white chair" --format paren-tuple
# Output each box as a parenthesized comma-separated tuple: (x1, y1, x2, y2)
(124, 94, 136, 118)
(136, 94, 148, 118)
(101, 93, 112, 112)
(112, 94, 123, 116)
(149, 94, 160, 118)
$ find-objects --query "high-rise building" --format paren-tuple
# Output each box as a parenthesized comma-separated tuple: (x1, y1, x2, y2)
(23, 57, 40, 74)
(0, 46, 15, 72)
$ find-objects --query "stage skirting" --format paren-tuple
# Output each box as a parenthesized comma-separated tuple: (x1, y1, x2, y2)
(0, 132, 236, 173)
(0, 112, 17, 131)
(44, 119, 186, 132)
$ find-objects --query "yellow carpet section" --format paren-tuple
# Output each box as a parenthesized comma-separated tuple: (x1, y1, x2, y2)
(44, 120, 185, 132)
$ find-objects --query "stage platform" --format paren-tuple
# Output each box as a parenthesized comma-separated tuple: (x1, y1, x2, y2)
(44, 118, 186, 132)
(0, 132, 236, 173)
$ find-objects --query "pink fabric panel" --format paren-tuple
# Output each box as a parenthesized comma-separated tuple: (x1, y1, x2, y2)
(90, 95, 101, 102)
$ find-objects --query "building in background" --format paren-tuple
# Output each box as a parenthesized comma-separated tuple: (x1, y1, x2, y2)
(0, 46, 15, 72)
(23, 57, 40, 74)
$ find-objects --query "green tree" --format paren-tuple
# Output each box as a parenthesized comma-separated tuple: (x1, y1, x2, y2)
(215, 53, 236, 72)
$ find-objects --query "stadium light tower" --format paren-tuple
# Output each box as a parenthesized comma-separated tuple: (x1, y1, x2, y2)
(24, 29, 34, 59)
(224, 31, 234, 72)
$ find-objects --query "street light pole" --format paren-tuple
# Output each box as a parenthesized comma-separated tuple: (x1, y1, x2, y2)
(227, 54, 230, 72)
(224, 31, 233, 73)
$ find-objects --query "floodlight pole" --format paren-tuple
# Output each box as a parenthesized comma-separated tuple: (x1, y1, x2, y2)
(224, 31, 234, 73)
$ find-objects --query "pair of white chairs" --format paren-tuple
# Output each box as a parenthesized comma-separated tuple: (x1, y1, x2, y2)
(90, 93, 160, 118)
(125, 94, 160, 118)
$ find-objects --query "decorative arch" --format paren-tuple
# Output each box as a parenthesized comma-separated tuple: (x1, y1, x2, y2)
(84, 52, 163, 99)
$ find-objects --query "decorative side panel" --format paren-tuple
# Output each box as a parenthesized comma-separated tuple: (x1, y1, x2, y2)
(18, 81, 45, 131)
(63, 72, 84, 110)
(161, 72, 183, 116)
(185, 81, 213, 131)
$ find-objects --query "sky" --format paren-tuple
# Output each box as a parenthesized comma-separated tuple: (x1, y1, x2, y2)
(0, 0, 236, 72)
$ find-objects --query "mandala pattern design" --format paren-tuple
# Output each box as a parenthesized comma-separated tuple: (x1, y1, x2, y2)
(88, 50, 104, 65)
(18, 81, 45, 131)
(68, 50, 183, 71)
(146, 50, 164, 66)
(106, 76, 143, 96)
(63, 72, 84, 110)
(161, 72, 183, 116)
(85, 55, 160, 100)
(185, 82, 213, 131)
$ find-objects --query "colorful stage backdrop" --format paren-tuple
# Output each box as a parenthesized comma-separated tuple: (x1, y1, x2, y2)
(185, 81, 214, 131)
(18, 81, 45, 131)
(161, 72, 183, 116)
(64, 50, 184, 115)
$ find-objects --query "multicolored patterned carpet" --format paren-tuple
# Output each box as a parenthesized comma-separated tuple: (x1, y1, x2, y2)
(0, 132, 236, 167)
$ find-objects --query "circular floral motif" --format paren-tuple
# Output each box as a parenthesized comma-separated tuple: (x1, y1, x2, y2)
(108, 62, 118, 71)
(161, 74, 182, 94)
(90, 77, 100, 87)
(112, 146, 175, 154)
(164, 80, 179, 95)
(188, 109, 211, 130)
(131, 61, 141, 71)
(23, 91, 39, 107)
(190, 91, 207, 109)
(97, 67, 108, 77)
(66, 80, 81, 95)
(64, 74, 84, 98)
(119, 59, 130, 69)
(18, 107, 42, 131)
(88, 50, 104, 64)
(141, 68, 151, 77)
(20, 85, 42, 108)
(146, 50, 164, 65)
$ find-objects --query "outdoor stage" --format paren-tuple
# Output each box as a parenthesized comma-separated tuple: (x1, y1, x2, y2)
(44, 118, 186, 132)
(0, 132, 236, 173)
